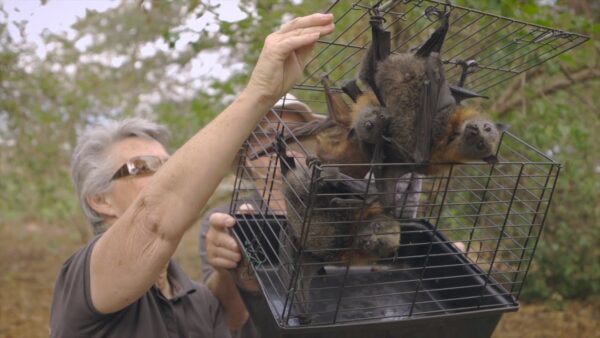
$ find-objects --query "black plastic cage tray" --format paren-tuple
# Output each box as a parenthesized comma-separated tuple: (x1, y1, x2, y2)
(232, 215, 517, 338)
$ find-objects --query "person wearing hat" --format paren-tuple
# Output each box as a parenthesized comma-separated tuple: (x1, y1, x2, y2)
(198, 93, 321, 338)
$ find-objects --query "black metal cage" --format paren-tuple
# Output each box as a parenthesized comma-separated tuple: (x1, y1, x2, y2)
(228, 1, 585, 337)
(292, 0, 588, 110)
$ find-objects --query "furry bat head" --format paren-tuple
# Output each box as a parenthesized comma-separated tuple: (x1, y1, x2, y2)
(445, 114, 510, 164)
(432, 106, 508, 168)
(348, 104, 390, 145)
(354, 214, 401, 259)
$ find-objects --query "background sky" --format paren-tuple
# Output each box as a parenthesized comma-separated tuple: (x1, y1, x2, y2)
(4, 0, 248, 81)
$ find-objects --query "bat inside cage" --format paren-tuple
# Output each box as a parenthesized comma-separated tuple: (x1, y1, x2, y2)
(229, 1, 587, 337)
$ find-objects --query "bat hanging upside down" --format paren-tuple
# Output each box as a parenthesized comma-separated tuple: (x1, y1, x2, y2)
(345, 7, 507, 205)
(276, 135, 401, 323)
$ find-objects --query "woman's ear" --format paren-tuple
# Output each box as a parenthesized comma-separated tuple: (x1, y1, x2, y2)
(87, 193, 117, 219)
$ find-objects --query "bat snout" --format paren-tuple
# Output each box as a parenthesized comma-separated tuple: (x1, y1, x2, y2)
(356, 233, 377, 250)
(465, 124, 480, 138)
(357, 235, 398, 257)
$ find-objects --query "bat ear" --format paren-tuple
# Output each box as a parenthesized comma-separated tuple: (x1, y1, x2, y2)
(495, 123, 510, 132)
(347, 128, 357, 140)
(449, 85, 488, 103)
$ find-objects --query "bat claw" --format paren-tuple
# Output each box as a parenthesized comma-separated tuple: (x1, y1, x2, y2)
(424, 5, 449, 22)
(305, 154, 321, 168)
(368, 5, 385, 20)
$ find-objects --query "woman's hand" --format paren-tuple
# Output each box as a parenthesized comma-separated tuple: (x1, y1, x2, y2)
(247, 13, 335, 101)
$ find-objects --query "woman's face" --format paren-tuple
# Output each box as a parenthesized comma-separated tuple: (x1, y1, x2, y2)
(103, 137, 170, 221)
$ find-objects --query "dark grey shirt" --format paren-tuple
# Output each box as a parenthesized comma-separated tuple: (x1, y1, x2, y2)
(50, 235, 232, 338)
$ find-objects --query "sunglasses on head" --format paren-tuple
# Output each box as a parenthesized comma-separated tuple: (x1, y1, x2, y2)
(111, 155, 167, 181)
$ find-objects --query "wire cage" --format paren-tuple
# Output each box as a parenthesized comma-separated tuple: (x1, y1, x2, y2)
(229, 1, 586, 337)
(292, 0, 588, 111)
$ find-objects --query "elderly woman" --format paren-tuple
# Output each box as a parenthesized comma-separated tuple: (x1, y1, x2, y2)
(49, 13, 335, 337)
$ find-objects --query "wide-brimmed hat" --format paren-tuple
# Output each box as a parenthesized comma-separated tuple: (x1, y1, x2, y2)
(245, 94, 323, 161)
(270, 93, 325, 122)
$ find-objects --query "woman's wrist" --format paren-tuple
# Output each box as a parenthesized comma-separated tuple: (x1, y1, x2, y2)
(241, 78, 282, 111)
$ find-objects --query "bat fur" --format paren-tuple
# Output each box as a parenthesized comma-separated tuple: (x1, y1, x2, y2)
(278, 144, 400, 323)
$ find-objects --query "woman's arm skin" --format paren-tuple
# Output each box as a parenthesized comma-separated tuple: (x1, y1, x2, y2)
(89, 13, 335, 314)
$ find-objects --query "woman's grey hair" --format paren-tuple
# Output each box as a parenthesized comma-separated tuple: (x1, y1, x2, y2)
(71, 118, 170, 234)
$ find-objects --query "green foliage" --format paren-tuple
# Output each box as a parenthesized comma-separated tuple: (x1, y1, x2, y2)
(455, 0, 600, 301)
(512, 83, 600, 301)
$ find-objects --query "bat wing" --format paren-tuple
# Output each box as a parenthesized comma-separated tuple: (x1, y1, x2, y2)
(329, 171, 379, 205)
(360, 13, 390, 106)
(276, 132, 296, 176)
(288, 119, 331, 140)
(415, 12, 449, 58)
(376, 165, 411, 209)
(341, 79, 363, 103)
(413, 13, 453, 164)
(414, 57, 438, 163)
(322, 75, 353, 127)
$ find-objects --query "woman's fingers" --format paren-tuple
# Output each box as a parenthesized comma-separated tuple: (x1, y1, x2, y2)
(273, 23, 335, 58)
(278, 13, 334, 34)
(278, 22, 335, 41)
(247, 12, 335, 101)
(275, 33, 320, 59)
